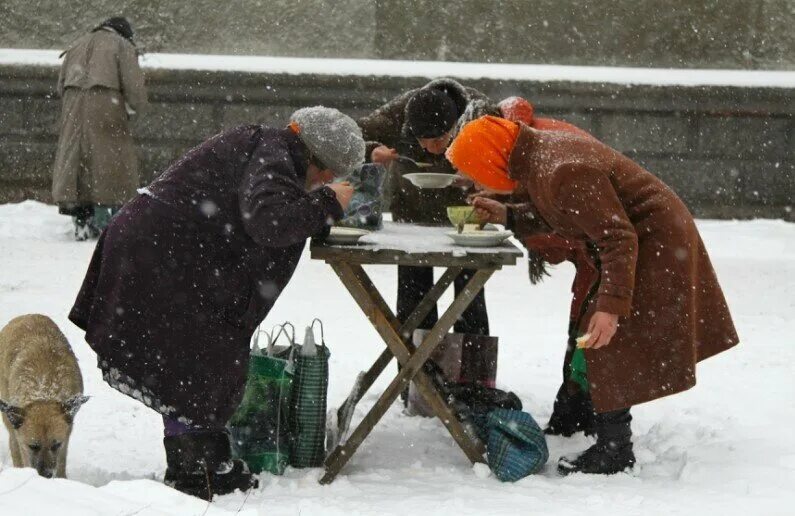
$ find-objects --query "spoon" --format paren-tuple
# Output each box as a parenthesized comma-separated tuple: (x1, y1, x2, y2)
(457, 209, 477, 234)
(396, 155, 433, 169)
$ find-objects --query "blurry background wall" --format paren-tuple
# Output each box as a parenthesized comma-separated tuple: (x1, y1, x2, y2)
(0, 1, 792, 219)
(1, 0, 793, 70)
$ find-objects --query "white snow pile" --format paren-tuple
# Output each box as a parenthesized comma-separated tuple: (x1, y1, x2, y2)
(0, 200, 794, 515)
(2, 48, 795, 88)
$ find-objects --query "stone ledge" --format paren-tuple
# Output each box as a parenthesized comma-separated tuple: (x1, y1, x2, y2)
(0, 63, 792, 220)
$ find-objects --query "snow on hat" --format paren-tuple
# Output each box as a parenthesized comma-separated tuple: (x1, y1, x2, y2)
(289, 106, 365, 177)
(406, 88, 460, 138)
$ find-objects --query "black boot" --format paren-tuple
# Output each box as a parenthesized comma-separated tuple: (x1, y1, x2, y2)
(164, 431, 258, 500)
(544, 382, 596, 437)
(557, 408, 635, 475)
(71, 206, 99, 241)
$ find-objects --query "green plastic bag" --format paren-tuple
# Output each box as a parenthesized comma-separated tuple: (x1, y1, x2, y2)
(569, 346, 589, 392)
(289, 319, 330, 468)
(228, 325, 295, 475)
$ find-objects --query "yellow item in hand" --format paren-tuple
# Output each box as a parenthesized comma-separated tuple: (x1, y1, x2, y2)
(575, 334, 591, 349)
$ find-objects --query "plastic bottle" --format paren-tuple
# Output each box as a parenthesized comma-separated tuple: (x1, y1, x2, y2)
(301, 325, 318, 357)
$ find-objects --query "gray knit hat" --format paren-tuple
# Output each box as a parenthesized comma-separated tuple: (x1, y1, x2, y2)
(290, 106, 365, 177)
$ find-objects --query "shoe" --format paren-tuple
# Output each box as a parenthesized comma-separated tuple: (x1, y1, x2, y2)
(164, 431, 258, 500)
(557, 408, 635, 475)
(544, 408, 596, 437)
(89, 204, 119, 235)
(74, 223, 92, 241)
(544, 383, 596, 437)
(72, 206, 100, 241)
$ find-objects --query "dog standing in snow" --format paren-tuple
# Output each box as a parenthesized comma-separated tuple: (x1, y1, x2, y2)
(0, 314, 89, 478)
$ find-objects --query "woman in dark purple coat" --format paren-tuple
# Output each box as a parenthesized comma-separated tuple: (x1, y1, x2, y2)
(69, 107, 364, 499)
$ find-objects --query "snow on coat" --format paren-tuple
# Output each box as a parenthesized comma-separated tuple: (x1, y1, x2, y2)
(69, 126, 343, 426)
(507, 125, 740, 412)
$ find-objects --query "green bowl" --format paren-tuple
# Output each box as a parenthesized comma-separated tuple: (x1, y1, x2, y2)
(446, 206, 481, 227)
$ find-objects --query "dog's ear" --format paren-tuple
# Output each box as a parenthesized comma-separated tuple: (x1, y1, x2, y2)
(0, 399, 25, 429)
(62, 395, 90, 421)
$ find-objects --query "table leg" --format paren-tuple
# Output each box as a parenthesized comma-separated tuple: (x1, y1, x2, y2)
(334, 265, 462, 406)
(340, 264, 492, 450)
(397, 266, 462, 341)
(321, 262, 494, 484)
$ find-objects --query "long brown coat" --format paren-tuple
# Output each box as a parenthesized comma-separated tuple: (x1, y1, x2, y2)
(52, 28, 147, 206)
(508, 125, 739, 412)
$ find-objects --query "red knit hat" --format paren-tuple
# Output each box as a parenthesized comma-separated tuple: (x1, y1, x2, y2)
(445, 116, 520, 192)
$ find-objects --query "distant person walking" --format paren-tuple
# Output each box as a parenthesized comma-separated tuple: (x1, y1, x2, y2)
(52, 17, 147, 240)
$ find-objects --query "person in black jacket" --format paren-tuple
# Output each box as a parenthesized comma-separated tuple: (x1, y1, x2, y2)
(69, 107, 363, 499)
(357, 79, 497, 355)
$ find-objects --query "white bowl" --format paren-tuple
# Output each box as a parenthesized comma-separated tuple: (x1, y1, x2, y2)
(325, 227, 370, 245)
(403, 173, 456, 189)
(446, 229, 513, 247)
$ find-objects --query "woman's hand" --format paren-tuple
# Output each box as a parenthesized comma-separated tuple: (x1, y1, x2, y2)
(328, 181, 354, 211)
(370, 145, 398, 165)
(582, 311, 619, 349)
(471, 196, 508, 225)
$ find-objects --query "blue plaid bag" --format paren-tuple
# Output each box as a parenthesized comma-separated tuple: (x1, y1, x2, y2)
(482, 408, 549, 482)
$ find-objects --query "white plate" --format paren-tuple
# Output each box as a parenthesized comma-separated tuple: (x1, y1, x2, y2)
(446, 229, 513, 247)
(404, 173, 456, 189)
(325, 227, 370, 245)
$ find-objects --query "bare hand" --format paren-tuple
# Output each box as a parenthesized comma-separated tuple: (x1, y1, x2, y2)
(371, 145, 398, 165)
(471, 196, 508, 225)
(328, 181, 354, 211)
(582, 311, 619, 349)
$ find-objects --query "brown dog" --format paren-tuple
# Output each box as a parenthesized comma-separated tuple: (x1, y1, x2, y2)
(0, 314, 89, 478)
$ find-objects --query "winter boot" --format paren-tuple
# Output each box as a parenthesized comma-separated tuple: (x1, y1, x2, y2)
(72, 206, 98, 241)
(89, 204, 119, 234)
(557, 408, 635, 475)
(164, 431, 258, 500)
(544, 382, 596, 437)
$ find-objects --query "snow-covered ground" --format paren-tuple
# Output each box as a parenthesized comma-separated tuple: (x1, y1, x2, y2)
(0, 201, 793, 515)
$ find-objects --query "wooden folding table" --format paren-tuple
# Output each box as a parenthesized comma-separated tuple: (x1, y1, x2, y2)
(310, 222, 522, 484)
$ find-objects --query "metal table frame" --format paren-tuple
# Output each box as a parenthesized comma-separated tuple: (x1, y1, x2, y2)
(310, 233, 522, 484)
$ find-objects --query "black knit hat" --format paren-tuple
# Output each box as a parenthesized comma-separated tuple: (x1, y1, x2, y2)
(93, 17, 135, 45)
(406, 88, 459, 138)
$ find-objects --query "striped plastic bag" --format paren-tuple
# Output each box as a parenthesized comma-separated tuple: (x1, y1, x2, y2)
(289, 319, 330, 468)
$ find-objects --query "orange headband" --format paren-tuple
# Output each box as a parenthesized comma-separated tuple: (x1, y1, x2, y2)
(445, 116, 519, 192)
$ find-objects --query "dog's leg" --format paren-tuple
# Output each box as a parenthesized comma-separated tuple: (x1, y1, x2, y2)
(56, 441, 69, 478)
(8, 431, 22, 467)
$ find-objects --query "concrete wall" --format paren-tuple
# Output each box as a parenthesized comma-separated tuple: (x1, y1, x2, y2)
(1, 0, 793, 70)
(1, 63, 792, 219)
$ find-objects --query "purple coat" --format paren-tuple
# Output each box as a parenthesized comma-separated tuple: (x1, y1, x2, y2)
(69, 126, 342, 426)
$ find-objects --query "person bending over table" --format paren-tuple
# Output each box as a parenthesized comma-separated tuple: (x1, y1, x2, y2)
(68, 107, 363, 499)
(446, 115, 739, 475)
(357, 78, 496, 344)
(357, 79, 591, 390)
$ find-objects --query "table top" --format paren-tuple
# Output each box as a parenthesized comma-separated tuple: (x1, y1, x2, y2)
(310, 222, 524, 268)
